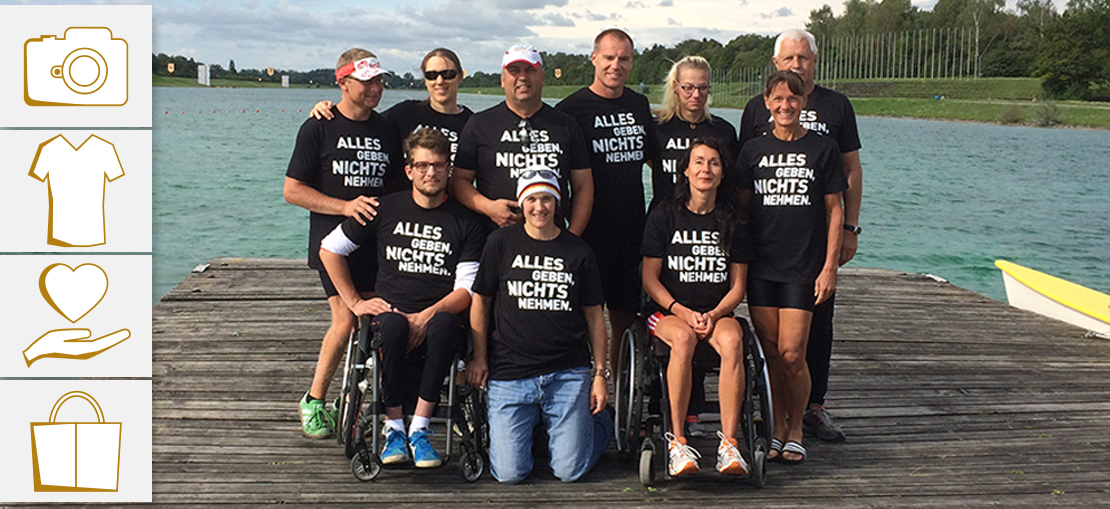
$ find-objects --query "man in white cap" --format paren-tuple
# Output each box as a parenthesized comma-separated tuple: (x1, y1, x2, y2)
(738, 28, 863, 444)
(285, 48, 403, 439)
(453, 44, 594, 236)
(555, 28, 657, 381)
(467, 167, 611, 483)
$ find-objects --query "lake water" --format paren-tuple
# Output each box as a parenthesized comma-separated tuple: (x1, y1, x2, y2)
(152, 87, 1110, 304)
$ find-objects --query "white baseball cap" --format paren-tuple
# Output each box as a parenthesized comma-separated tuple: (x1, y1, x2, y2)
(502, 44, 543, 68)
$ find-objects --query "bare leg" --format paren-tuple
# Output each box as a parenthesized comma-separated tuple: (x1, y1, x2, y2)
(707, 317, 745, 440)
(653, 315, 697, 439)
(749, 306, 784, 459)
(309, 296, 356, 400)
(777, 308, 813, 461)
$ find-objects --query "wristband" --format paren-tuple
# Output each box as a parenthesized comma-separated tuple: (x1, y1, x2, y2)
(667, 300, 677, 312)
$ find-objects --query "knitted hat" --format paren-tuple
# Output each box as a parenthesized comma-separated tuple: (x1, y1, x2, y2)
(516, 166, 561, 204)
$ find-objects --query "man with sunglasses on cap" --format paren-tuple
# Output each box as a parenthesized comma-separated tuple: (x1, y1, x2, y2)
(467, 167, 611, 483)
(320, 128, 486, 468)
(452, 44, 594, 236)
(555, 27, 657, 379)
(285, 48, 402, 439)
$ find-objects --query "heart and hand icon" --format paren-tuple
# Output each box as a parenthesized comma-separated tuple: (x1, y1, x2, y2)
(24, 263, 130, 367)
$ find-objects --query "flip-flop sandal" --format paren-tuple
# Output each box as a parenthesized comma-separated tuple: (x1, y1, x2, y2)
(768, 438, 784, 463)
(781, 441, 807, 464)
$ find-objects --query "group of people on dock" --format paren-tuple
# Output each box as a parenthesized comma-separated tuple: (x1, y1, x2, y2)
(283, 26, 863, 483)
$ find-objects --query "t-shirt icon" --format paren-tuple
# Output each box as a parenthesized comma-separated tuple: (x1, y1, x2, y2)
(29, 134, 124, 247)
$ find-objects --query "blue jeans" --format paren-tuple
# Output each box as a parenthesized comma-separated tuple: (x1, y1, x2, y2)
(487, 367, 612, 484)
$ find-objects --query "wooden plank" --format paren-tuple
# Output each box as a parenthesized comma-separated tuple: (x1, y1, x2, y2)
(147, 258, 1110, 506)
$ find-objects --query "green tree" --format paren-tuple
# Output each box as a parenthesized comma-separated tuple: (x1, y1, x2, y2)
(1034, 0, 1110, 99)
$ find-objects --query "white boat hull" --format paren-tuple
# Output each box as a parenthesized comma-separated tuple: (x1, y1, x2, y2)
(1001, 271, 1110, 333)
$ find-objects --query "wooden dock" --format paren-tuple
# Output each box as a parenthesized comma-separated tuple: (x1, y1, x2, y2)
(153, 257, 1110, 507)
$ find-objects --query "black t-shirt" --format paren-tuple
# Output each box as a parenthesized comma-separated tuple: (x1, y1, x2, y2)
(555, 87, 657, 247)
(738, 132, 849, 283)
(455, 102, 591, 221)
(338, 192, 486, 312)
(381, 99, 474, 161)
(651, 115, 740, 210)
(286, 106, 402, 269)
(472, 226, 604, 380)
(738, 85, 862, 154)
(642, 205, 753, 314)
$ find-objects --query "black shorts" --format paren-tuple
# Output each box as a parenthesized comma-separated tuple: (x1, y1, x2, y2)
(318, 265, 376, 298)
(746, 277, 815, 312)
(594, 244, 642, 314)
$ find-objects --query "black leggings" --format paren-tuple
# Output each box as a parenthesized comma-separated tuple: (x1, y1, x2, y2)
(365, 311, 461, 409)
(807, 293, 835, 406)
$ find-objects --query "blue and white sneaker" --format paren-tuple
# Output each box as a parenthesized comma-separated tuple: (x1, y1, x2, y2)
(408, 428, 442, 468)
(381, 428, 410, 465)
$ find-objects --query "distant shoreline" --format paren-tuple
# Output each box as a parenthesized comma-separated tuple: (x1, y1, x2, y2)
(150, 77, 1110, 130)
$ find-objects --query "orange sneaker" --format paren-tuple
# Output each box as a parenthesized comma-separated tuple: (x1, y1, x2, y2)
(665, 432, 701, 476)
(715, 431, 750, 475)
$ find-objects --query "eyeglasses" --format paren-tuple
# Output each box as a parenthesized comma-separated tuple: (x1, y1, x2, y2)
(677, 83, 711, 95)
(411, 161, 450, 173)
(423, 69, 459, 81)
(518, 118, 535, 146)
(519, 168, 560, 179)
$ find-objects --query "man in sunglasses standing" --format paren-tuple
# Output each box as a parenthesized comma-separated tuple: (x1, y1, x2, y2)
(555, 28, 657, 377)
(285, 48, 402, 439)
(320, 128, 486, 468)
(453, 44, 594, 236)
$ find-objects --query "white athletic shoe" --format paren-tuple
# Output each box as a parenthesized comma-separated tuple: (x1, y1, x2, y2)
(665, 432, 701, 477)
(716, 430, 750, 475)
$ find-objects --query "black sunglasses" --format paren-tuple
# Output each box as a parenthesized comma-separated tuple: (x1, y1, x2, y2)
(424, 69, 459, 81)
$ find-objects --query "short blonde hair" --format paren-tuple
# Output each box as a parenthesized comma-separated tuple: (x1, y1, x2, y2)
(337, 48, 377, 71)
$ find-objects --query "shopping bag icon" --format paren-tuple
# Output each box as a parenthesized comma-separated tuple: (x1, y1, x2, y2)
(30, 391, 122, 492)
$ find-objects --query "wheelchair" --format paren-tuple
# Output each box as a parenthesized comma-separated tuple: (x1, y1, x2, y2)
(336, 315, 487, 482)
(613, 311, 773, 487)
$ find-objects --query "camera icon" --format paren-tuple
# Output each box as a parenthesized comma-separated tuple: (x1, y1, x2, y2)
(25, 27, 129, 106)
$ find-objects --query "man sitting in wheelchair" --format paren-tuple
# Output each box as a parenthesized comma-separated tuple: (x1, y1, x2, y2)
(641, 137, 753, 476)
(320, 128, 487, 468)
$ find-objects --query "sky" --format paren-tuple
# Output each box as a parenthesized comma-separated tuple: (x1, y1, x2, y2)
(7, 0, 1023, 76)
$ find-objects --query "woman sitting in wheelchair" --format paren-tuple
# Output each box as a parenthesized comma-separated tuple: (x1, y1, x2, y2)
(641, 136, 753, 476)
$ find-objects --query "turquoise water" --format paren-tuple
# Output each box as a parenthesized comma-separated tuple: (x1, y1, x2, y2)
(152, 87, 1110, 303)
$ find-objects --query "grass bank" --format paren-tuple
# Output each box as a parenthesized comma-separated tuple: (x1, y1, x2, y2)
(459, 77, 1108, 129)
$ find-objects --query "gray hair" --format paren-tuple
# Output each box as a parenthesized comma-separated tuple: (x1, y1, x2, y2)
(774, 28, 818, 57)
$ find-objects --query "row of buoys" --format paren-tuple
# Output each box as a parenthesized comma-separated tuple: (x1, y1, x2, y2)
(163, 109, 304, 114)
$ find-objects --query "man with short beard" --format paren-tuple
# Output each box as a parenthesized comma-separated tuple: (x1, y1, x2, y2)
(320, 128, 486, 468)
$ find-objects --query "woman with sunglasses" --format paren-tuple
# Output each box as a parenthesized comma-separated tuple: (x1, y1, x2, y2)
(650, 56, 741, 211)
(641, 136, 752, 477)
(737, 70, 846, 465)
(312, 48, 473, 160)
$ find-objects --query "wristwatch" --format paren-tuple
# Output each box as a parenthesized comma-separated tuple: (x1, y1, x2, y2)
(595, 368, 611, 380)
(843, 224, 862, 235)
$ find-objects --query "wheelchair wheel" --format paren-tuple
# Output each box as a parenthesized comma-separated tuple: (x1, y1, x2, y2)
(341, 361, 366, 459)
(749, 437, 767, 488)
(615, 324, 645, 458)
(459, 452, 484, 483)
(639, 438, 656, 487)
(336, 326, 360, 448)
(351, 447, 381, 482)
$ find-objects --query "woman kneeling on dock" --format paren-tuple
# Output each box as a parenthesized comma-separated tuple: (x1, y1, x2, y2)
(642, 136, 754, 477)
(467, 170, 612, 484)
(738, 70, 846, 464)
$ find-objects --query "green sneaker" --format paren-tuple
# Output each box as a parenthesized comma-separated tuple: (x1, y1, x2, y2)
(299, 392, 335, 439)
